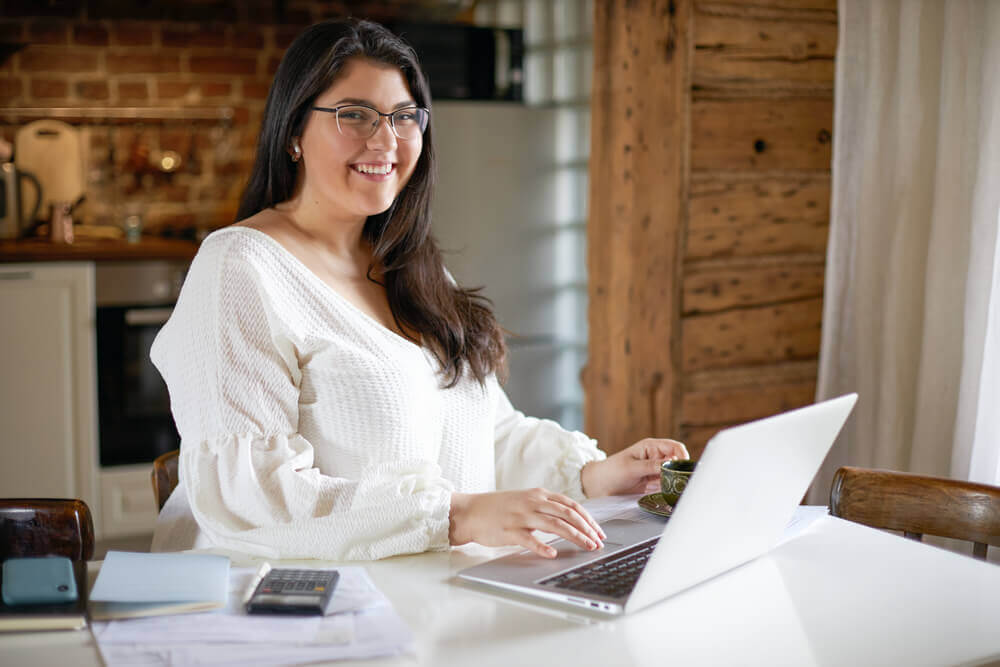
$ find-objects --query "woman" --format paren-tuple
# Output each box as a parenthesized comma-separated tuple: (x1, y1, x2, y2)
(150, 18, 687, 561)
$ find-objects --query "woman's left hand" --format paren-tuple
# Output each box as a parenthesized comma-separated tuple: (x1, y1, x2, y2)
(580, 438, 690, 498)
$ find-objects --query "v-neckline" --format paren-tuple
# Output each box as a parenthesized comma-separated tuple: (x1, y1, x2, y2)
(219, 226, 425, 352)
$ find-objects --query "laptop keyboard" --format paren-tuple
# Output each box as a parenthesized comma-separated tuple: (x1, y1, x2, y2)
(539, 538, 660, 599)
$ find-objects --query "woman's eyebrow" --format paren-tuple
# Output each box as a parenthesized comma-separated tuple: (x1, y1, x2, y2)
(332, 97, 417, 110)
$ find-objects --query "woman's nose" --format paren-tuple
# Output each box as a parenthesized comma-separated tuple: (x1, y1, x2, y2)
(366, 117, 398, 150)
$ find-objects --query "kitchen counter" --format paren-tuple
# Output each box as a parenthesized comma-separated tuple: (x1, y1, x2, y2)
(0, 237, 199, 262)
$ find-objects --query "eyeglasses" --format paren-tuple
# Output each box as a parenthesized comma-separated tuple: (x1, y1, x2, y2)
(312, 104, 430, 141)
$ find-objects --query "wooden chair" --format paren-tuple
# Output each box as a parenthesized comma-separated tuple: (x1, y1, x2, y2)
(151, 449, 181, 512)
(0, 499, 95, 561)
(830, 466, 1000, 560)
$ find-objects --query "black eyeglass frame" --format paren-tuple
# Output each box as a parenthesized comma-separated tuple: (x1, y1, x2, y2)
(311, 104, 430, 141)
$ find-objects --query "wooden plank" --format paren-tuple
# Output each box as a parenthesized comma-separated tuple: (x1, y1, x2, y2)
(696, 1, 837, 22)
(682, 256, 825, 314)
(681, 297, 823, 371)
(685, 358, 818, 389)
(687, 175, 830, 259)
(586, 0, 691, 453)
(681, 362, 816, 426)
(693, 11, 836, 94)
(691, 98, 833, 171)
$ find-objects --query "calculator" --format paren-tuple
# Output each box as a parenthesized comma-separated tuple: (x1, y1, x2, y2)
(245, 568, 340, 616)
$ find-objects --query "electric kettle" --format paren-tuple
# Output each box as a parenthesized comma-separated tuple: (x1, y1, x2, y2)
(0, 162, 41, 239)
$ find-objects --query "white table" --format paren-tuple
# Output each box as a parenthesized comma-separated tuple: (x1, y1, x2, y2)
(3, 513, 1000, 667)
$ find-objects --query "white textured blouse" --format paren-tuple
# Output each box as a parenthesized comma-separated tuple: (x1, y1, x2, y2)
(149, 227, 605, 560)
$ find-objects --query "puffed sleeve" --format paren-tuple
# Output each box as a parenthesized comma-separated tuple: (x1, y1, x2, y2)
(150, 234, 453, 560)
(492, 386, 607, 501)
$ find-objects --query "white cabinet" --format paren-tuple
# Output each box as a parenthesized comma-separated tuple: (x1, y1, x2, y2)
(0, 263, 100, 522)
(0, 261, 163, 540)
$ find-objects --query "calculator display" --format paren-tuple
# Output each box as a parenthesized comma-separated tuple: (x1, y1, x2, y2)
(246, 568, 340, 616)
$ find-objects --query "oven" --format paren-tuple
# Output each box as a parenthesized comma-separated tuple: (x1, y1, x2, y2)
(95, 261, 187, 467)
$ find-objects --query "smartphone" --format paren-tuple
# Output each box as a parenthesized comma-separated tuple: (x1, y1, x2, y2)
(2, 556, 79, 606)
(246, 567, 340, 616)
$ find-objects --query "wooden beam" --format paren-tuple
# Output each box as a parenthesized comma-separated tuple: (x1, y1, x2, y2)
(681, 361, 818, 425)
(681, 297, 823, 371)
(682, 256, 825, 314)
(687, 174, 830, 260)
(693, 8, 836, 96)
(696, 1, 837, 22)
(691, 98, 833, 171)
(585, 0, 692, 452)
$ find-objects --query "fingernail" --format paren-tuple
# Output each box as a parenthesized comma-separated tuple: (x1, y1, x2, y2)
(546, 546, 557, 557)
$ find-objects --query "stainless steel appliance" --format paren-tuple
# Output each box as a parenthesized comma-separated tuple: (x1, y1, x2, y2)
(0, 162, 41, 238)
(96, 261, 187, 466)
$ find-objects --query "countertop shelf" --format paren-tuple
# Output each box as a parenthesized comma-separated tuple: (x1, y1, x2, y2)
(0, 107, 234, 125)
(0, 237, 199, 262)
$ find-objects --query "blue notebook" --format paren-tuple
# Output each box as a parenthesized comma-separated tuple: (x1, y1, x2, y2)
(89, 551, 230, 621)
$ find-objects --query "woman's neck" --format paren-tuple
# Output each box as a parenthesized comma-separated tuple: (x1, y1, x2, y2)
(273, 194, 371, 268)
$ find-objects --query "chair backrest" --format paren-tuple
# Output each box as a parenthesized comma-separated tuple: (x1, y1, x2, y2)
(830, 466, 1000, 560)
(151, 449, 180, 511)
(0, 499, 95, 561)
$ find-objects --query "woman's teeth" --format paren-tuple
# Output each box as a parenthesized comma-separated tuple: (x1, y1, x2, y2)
(353, 164, 393, 175)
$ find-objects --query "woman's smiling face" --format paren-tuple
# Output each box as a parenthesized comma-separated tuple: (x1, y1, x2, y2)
(293, 57, 423, 223)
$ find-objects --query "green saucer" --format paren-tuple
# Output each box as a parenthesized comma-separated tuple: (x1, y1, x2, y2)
(637, 493, 674, 518)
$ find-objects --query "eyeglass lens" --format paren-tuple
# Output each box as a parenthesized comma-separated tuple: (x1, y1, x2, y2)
(335, 106, 429, 141)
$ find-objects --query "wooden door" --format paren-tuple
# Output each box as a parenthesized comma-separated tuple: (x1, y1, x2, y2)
(586, 0, 836, 456)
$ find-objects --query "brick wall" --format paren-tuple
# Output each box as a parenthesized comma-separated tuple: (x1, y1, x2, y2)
(0, 1, 452, 234)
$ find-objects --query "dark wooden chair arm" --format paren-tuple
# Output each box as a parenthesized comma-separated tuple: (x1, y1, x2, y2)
(151, 449, 180, 512)
(830, 466, 1000, 560)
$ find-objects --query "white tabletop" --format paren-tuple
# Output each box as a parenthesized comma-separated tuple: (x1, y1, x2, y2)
(4, 514, 1000, 667)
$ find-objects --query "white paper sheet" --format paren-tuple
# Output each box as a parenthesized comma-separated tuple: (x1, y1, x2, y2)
(92, 565, 412, 666)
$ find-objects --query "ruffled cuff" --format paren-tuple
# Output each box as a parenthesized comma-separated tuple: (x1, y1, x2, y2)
(423, 490, 453, 552)
(554, 434, 607, 502)
(351, 459, 455, 553)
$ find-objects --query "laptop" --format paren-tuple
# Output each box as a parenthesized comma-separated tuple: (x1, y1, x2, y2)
(456, 393, 857, 616)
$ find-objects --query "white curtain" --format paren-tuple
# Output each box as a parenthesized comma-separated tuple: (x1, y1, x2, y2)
(808, 0, 1000, 504)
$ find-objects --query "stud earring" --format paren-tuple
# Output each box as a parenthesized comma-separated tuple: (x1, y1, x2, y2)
(291, 144, 301, 162)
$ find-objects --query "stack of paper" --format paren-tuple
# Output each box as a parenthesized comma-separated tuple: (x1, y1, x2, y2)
(91, 566, 413, 666)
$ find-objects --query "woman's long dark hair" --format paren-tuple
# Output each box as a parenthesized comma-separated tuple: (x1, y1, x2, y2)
(237, 18, 505, 387)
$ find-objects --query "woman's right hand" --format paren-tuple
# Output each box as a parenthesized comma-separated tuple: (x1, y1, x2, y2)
(449, 489, 607, 558)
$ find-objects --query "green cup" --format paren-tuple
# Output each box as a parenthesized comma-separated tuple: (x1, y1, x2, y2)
(660, 459, 697, 506)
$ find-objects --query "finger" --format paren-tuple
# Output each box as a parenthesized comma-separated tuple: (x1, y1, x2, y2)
(673, 441, 690, 459)
(639, 439, 689, 461)
(548, 493, 607, 540)
(532, 514, 599, 551)
(519, 531, 557, 558)
(543, 493, 606, 542)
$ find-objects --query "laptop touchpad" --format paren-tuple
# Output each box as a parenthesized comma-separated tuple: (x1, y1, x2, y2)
(546, 540, 624, 557)
(546, 519, 660, 555)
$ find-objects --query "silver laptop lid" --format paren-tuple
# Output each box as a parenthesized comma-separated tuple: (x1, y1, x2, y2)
(626, 393, 857, 613)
